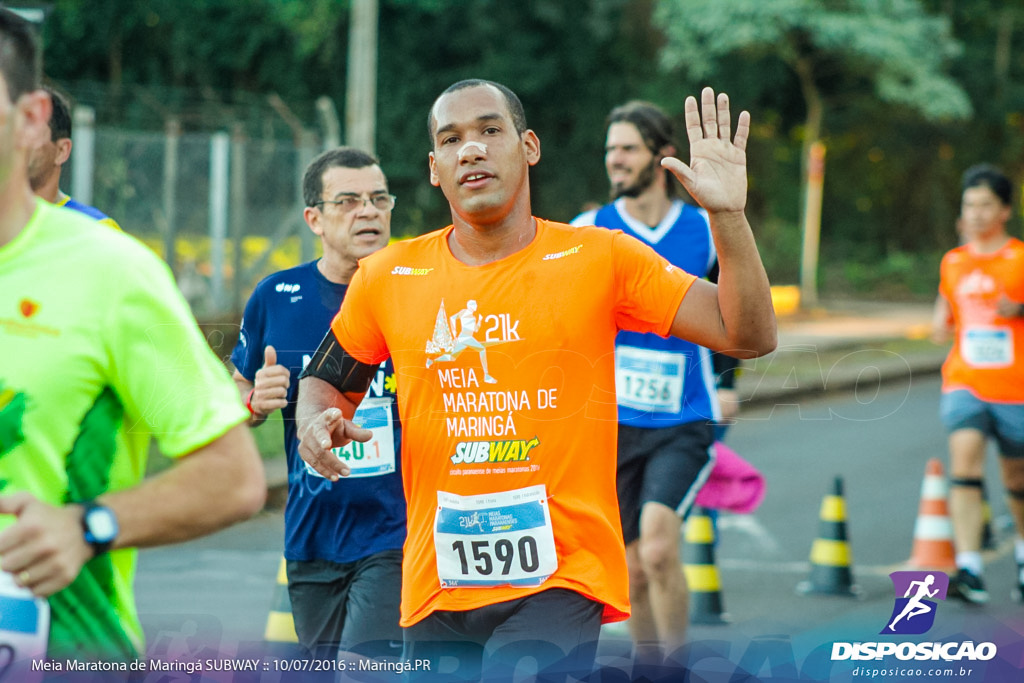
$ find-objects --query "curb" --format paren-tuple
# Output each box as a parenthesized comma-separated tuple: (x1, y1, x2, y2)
(737, 344, 946, 409)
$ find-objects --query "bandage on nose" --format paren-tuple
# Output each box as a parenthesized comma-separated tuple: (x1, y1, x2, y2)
(457, 141, 488, 160)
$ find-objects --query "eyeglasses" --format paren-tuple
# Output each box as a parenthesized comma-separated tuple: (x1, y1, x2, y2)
(315, 193, 396, 213)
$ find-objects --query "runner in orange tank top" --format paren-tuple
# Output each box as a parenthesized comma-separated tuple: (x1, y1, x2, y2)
(295, 80, 777, 679)
(933, 163, 1024, 606)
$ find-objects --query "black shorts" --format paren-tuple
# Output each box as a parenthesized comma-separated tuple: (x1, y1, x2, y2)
(617, 421, 715, 545)
(287, 549, 403, 658)
(402, 588, 603, 682)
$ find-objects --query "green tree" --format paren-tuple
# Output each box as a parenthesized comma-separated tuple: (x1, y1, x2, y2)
(922, 1, 1024, 199)
(373, 0, 662, 233)
(654, 0, 971, 301)
(655, 0, 970, 171)
(41, 0, 325, 128)
(40, 0, 668, 236)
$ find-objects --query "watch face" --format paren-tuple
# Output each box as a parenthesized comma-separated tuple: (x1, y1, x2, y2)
(86, 507, 118, 543)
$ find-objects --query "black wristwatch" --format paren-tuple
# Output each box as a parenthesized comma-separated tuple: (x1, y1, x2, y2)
(80, 502, 119, 557)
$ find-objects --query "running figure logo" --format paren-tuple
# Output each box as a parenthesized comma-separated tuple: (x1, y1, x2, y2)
(881, 571, 949, 635)
(459, 511, 485, 532)
(425, 299, 511, 384)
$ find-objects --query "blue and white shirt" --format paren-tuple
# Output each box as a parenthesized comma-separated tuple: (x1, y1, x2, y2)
(572, 199, 720, 427)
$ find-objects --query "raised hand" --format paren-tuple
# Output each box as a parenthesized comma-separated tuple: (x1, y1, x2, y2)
(662, 87, 749, 214)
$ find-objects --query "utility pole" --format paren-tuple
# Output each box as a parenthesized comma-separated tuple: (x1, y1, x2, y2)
(317, 96, 341, 150)
(346, 0, 379, 153)
(268, 93, 317, 263)
(800, 141, 826, 308)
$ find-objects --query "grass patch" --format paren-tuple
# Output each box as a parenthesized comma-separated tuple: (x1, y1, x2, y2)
(250, 410, 286, 458)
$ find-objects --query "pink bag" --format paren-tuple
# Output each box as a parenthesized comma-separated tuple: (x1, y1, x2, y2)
(695, 441, 766, 514)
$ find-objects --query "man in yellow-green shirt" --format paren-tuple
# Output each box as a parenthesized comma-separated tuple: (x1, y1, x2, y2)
(0, 9, 265, 663)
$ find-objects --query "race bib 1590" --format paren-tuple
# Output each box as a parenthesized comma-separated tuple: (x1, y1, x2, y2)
(434, 485, 557, 588)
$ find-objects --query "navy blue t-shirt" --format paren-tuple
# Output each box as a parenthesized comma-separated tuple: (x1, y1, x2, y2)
(231, 260, 406, 563)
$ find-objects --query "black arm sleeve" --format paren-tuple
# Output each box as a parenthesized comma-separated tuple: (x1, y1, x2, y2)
(298, 328, 379, 395)
(707, 259, 721, 285)
(712, 353, 740, 390)
(704, 257, 740, 389)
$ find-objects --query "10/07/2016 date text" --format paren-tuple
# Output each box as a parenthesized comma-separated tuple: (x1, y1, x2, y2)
(270, 657, 432, 674)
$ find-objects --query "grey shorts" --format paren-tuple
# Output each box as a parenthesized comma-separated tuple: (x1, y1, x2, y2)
(939, 389, 1024, 458)
(287, 549, 403, 657)
(616, 420, 716, 545)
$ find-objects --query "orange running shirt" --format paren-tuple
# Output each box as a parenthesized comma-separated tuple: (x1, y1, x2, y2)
(938, 237, 1024, 402)
(331, 219, 695, 626)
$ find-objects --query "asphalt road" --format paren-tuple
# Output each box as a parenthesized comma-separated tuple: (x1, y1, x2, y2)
(133, 375, 1024, 682)
(668, 375, 1023, 681)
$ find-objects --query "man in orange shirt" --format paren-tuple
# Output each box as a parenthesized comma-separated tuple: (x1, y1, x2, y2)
(933, 163, 1024, 605)
(295, 80, 776, 679)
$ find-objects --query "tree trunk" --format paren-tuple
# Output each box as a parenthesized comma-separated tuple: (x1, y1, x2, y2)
(793, 56, 823, 181)
(793, 56, 825, 307)
(346, 0, 379, 153)
(994, 8, 1013, 95)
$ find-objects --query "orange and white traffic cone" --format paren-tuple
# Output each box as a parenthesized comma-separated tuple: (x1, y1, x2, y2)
(906, 458, 957, 572)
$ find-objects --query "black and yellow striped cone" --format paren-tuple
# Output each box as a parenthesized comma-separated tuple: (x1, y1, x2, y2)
(264, 557, 298, 643)
(797, 477, 860, 597)
(683, 507, 728, 624)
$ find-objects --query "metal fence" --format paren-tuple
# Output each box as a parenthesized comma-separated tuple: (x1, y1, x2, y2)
(63, 108, 321, 319)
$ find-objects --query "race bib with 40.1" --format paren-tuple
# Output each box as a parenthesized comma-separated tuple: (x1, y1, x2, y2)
(304, 397, 396, 479)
